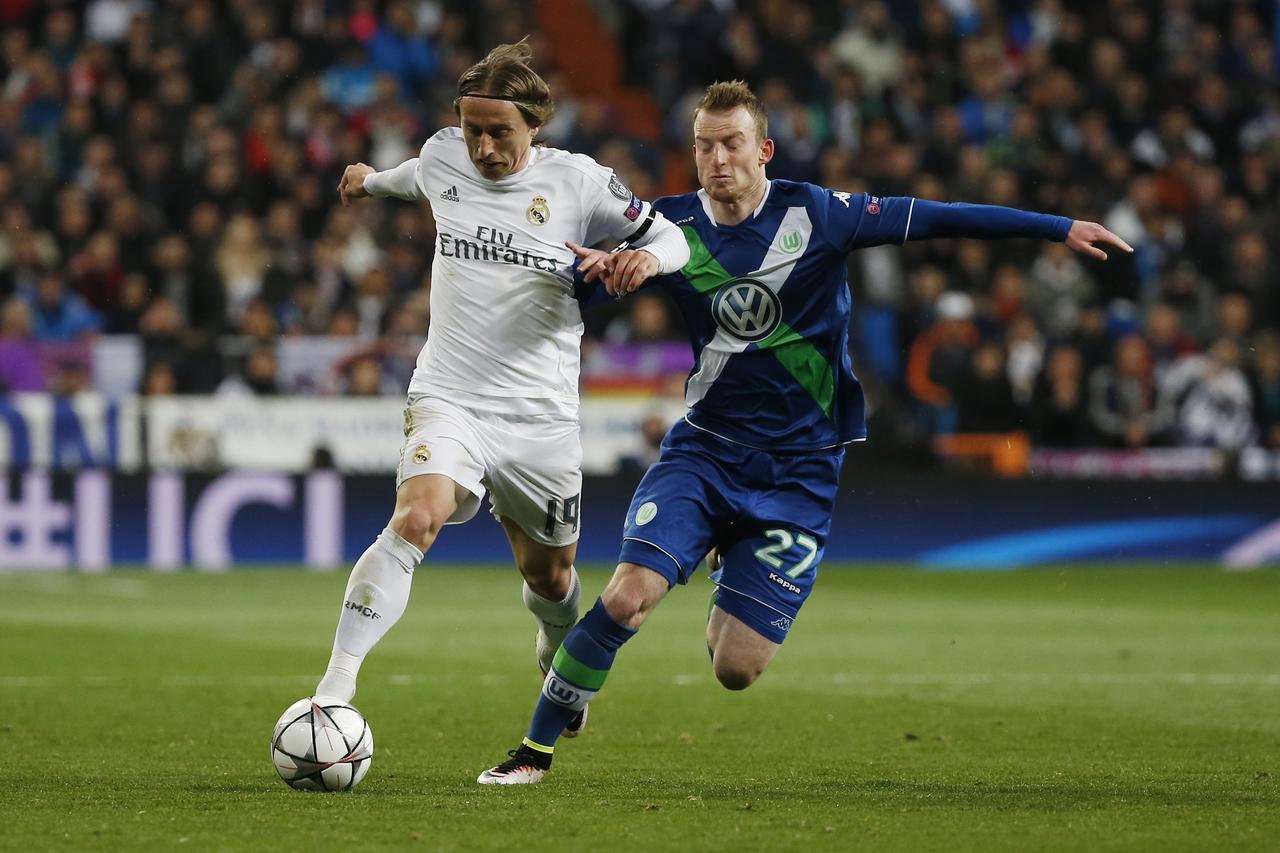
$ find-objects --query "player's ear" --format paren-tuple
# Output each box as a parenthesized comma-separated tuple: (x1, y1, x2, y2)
(759, 137, 775, 166)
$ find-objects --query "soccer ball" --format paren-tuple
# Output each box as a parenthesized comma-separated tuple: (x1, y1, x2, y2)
(270, 696, 373, 792)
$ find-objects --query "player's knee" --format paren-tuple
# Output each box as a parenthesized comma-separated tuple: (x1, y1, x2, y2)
(388, 503, 444, 552)
(712, 652, 764, 691)
(601, 587, 646, 627)
(522, 562, 573, 601)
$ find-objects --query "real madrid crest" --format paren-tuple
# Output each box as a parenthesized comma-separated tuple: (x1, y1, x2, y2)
(412, 444, 431, 464)
(526, 196, 550, 226)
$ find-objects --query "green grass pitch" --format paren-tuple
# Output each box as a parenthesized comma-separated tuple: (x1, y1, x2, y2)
(2, 565, 1278, 851)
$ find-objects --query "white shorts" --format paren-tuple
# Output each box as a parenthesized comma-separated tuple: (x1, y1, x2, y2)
(396, 394, 583, 547)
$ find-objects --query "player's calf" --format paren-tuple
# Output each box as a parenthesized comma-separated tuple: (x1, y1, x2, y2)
(706, 603, 780, 691)
(388, 501, 447, 553)
(712, 653, 765, 691)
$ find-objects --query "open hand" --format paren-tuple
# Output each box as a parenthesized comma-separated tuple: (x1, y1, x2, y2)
(1065, 220, 1133, 261)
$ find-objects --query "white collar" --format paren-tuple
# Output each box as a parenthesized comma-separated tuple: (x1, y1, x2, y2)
(697, 180, 772, 226)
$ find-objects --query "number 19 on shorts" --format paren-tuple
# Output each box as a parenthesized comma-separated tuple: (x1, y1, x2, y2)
(543, 494, 581, 537)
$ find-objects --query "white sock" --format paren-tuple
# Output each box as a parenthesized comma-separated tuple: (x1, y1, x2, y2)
(316, 528, 422, 702)
(523, 567, 581, 673)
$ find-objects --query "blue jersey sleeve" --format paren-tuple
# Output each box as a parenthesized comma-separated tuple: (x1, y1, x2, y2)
(905, 200, 1072, 242)
(822, 189, 1073, 252)
(822, 190, 913, 251)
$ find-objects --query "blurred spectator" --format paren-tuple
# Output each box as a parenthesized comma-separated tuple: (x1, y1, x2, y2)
(1162, 339, 1255, 449)
(0, 296, 44, 391)
(1248, 333, 1280, 449)
(605, 292, 681, 344)
(137, 295, 220, 393)
(343, 354, 389, 396)
(104, 272, 148, 334)
(368, 1, 439, 98)
(618, 412, 670, 475)
(216, 213, 273, 323)
(1142, 302, 1197, 380)
(49, 359, 92, 396)
(906, 291, 978, 433)
(140, 360, 178, 397)
(1026, 242, 1096, 339)
(831, 2, 903, 96)
(1005, 314, 1044, 407)
(1215, 293, 1255, 351)
(1221, 231, 1274, 328)
(954, 341, 1021, 433)
(1088, 335, 1175, 448)
(218, 346, 280, 397)
(354, 266, 394, 339)
(1028, 344, 1090, 448)
(27, 270, 100, 341)
(239, 298, 280, 343)
(67, 231, 125, 311)
(1153, 261, 1216, 343)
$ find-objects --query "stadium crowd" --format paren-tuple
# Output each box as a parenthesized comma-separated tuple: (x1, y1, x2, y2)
(0, 0, 1278, 452)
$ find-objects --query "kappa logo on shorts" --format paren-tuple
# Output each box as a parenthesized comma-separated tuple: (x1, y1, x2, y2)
(768, 572, 803, 595)
(412, 444, 431, 464)
(770, 615, 794, 631)
(526, 196, 550, 225)
(635, 501, 658, 526)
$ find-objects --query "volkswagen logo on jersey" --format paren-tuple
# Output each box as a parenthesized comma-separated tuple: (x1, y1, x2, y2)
(712, 278, 783, 342)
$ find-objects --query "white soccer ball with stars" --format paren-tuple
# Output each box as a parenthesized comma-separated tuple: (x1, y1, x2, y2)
(271, 696, 373, 792)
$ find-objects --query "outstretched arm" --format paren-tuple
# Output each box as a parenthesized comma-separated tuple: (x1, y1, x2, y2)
(905, 200, 1132, 258)
(339, 158, 425, 206)
(835, 191, 1133, 260)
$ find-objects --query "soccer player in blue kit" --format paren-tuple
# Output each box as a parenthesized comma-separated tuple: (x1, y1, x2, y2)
(477, 81, 1131, 784)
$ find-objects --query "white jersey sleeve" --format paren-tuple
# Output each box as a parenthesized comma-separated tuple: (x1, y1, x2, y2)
(577, 164, 658, 248)
(363, 156, 427, 201)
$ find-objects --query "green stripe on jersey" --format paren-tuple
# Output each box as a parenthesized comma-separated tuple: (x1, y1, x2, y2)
(764, 324, 835, 418)
(680, 226, 733, 295)
(550, 646, 609, 691)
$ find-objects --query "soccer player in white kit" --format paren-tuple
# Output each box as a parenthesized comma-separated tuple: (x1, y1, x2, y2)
(313, 42, 690, 737)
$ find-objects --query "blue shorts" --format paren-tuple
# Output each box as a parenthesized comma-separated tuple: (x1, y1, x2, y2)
(618, 418, 844, 644)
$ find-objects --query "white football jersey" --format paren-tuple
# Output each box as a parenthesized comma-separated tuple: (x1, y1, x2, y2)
(395, 127, 656, 419)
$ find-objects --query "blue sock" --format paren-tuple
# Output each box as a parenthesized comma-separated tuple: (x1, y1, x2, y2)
(524, 599, 636, 752)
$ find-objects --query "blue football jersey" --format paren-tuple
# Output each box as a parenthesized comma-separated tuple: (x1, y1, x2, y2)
(576, 180, 1071, 452)
(646, 180, 921, 451)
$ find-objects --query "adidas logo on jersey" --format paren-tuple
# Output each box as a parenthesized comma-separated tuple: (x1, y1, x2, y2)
(440, 185, 459, 202)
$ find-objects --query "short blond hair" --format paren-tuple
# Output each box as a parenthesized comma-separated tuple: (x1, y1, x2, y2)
(694, 80, 768, 141)
(455, 39, 555, 128)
